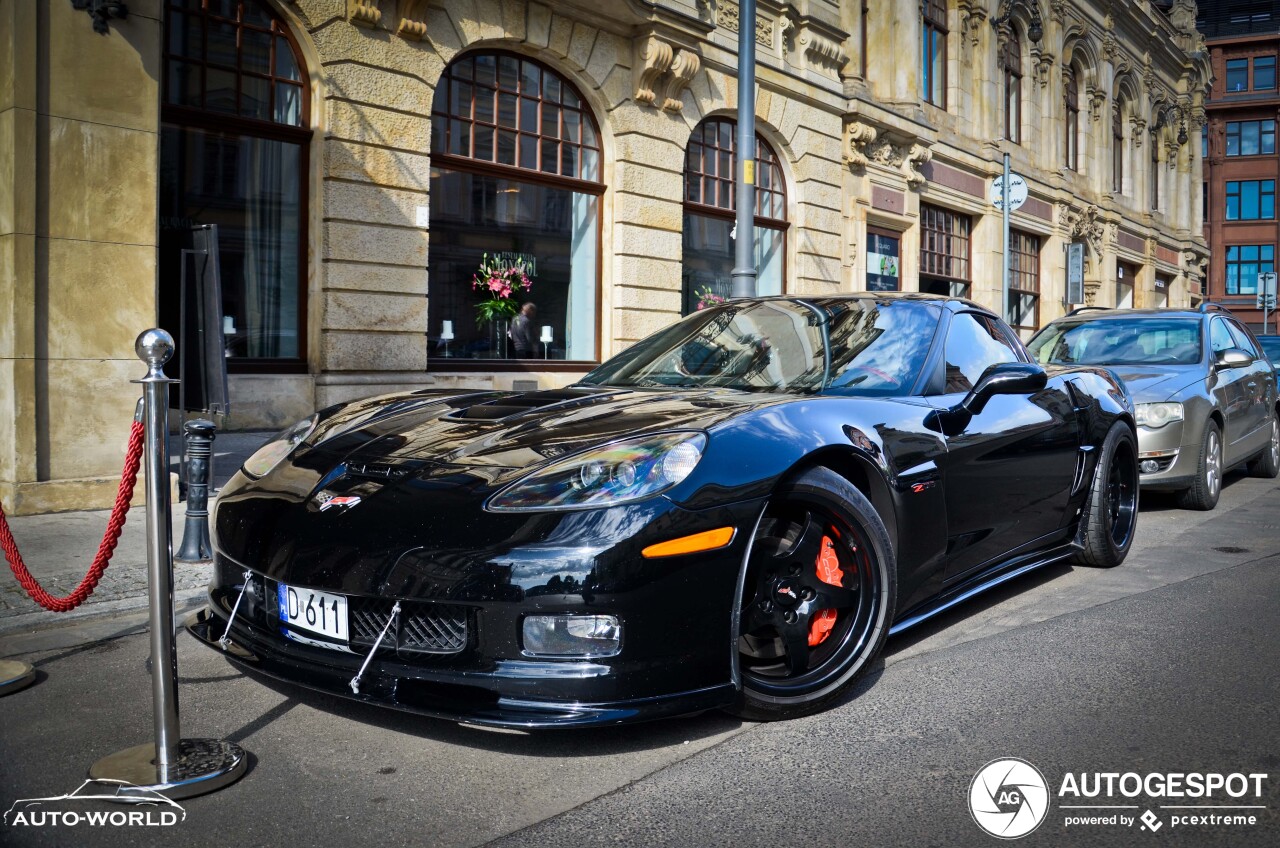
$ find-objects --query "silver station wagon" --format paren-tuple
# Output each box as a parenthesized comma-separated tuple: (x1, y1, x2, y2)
(1029, 304, 1279, 510)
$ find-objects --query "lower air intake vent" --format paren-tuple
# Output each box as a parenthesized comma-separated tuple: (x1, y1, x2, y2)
(349, 598, 470, 655)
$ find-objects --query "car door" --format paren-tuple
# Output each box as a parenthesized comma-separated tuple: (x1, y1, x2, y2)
(1226, 318, 1274, 449)
(1209, 317, 1256, 462)
(929, 312, 1081, 584)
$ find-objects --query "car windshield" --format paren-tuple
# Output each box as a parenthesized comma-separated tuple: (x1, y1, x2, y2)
(1028, 317, 1203, 366)
(578, 299, 939, 395)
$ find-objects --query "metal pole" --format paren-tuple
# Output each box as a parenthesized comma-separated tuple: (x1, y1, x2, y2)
(137, 330, 182, 774)
(1002, 151, 1011, 324)
(731, 0, 758, 299)
(90, 328, 247, 800)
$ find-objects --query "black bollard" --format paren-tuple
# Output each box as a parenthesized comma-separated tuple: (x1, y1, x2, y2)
(174, 419, 215, 565)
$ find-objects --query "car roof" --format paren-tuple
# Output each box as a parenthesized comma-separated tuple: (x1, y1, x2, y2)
(734, 292, 994, 315)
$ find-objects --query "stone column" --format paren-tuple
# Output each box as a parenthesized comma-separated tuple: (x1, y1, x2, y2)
(0, 0, 160, 514)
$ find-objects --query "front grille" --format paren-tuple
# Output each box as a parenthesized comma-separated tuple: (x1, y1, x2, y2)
(349, 597, 470, 655)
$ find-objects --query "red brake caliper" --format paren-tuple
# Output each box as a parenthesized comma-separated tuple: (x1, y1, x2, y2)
(808, 535, 845, 647)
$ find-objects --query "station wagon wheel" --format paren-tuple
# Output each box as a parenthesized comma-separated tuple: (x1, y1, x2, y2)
(1178, 421, 1222, 511)
(1246, 411, 1280, 479)
(729, 467, 895, 721)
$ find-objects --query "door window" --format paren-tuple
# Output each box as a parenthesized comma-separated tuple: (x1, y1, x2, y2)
(1226, 320, 1261, 357)
(943, 313, 1020, 393)
(1210, 318, 1237, 354)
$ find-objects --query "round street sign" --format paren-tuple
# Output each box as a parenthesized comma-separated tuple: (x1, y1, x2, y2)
(991, 173, 1029, 211)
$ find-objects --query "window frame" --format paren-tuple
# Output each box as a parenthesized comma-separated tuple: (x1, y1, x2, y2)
(1225, 179, 1276, 221)
(426, 51, 606, 369)
(1112, 102, 1125, 194)
(1225, 244, 1276, 295)
(1064, 66, 1079, 171)
(161, 0, 312, 374)
(1225, 119, 1276, 156)
(1008, 229, 1041, 332)
(921, 0, 948, 109)
(1002, 30, 1022, 144)
(1254, 55, 1277, 90)
(920, 203, 971, 295)
(1226, 58, 1249, 92)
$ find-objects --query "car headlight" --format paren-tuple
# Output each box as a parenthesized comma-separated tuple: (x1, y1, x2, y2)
(487, 432, 706, 512)
(1135, 402, 1184, 429)
(242, 414, 318, 479)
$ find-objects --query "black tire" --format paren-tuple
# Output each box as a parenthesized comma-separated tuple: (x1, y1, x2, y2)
(1176, 420, 1223, 511)
(1072, 422, 1139, 568)
(1246, 411, 1280, 478)
(727, 466, 896, 722)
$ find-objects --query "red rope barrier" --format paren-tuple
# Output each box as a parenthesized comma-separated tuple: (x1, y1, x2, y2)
(0, 420, 145, 612)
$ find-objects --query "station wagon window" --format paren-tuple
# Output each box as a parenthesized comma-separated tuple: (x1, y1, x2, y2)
(1210, 319, 1236, 354)
(943, 313, 1020, 393)
(1226, 320, 1261, 357)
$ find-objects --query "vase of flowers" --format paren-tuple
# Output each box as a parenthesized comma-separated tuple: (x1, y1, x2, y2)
(471, 253, 533, 358)
(694, 285, 727, 310)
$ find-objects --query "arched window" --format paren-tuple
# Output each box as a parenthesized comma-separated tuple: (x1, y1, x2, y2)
(1002, 30, 1022, 144)
(681, 118, 787, 314)
(1064, 66, 1079, 171)
(428, 52, 603, 362)
(160, 0, 310, 369)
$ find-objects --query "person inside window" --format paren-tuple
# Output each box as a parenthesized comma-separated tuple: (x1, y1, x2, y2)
(510, 302, 538, 359)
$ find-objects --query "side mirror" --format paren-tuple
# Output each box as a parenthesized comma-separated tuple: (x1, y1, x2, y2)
(927, 362, 1048, 436)
(1214, 348, 1253, 370)
(961, 362, 1049, 415)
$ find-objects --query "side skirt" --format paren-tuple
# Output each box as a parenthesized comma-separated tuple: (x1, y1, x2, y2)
(888, 543, 1076, 636)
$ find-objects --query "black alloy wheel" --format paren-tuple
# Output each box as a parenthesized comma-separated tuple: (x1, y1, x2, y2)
(1073, 422, 1139, 568)
(729, 467, 895, 721)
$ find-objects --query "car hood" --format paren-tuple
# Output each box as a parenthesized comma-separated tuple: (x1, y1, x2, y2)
(1109, 365, 1202, 401)
(300, 385, 785, 474)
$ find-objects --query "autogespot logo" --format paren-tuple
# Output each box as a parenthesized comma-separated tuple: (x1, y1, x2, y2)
(969, 758, 1051, 839)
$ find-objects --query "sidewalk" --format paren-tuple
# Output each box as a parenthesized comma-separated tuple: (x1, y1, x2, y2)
(0, 431, 269, 637)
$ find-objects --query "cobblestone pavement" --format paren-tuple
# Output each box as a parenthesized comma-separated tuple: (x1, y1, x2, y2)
(0, 431, 268, 632)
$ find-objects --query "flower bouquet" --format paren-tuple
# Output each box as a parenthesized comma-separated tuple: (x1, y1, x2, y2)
(471, 253, 533, 325)
(695, 285, 727, 310)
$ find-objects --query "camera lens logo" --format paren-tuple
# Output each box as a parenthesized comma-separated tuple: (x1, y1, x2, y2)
(969, 758, 1050, 839)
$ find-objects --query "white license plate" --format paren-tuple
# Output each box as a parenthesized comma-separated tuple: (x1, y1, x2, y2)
(278, 583, 349, 642)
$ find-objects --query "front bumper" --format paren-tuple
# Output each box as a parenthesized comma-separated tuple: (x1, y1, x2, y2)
(187, 495, 767, 728)
(1136, 420, 1197, 490)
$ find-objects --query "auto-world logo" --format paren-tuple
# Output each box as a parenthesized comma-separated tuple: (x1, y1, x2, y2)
(5, 780, 186, 828)
(969, 758, 1051, 839)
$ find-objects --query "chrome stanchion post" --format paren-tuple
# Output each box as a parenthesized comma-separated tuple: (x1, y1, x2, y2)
(175, 419, 215, 564)
(89, 329, 247, 800)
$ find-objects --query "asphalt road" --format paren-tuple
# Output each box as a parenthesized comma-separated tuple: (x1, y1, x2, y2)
(2, 470, 1278, 847)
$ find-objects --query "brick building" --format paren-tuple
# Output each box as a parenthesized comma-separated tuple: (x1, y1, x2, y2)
(1199, 0, 1280, 334)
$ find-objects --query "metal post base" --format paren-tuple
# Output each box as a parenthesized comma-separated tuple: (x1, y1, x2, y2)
(89, 739, 247, 800)
(0, 659, 36, 696)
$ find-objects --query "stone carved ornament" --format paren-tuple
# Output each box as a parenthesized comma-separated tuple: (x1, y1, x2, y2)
(346, 0, 430, 42)
(1065, 204, 1106, 256)
(843, 120, 878, 169)
(633, 34, 699, 113)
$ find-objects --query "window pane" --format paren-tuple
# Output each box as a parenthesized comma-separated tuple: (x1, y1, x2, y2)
(944, 313, 1019, 392)
(427, 169, 598, 361)
(207, 21, 237, 67)
(1227, 59, 1249, 91)
(241, 75, 270, 120)
(159, 127, 304, 361)
(276, 37, 300, 81)
(1242, 121, 1260, 155)
(204, 66, 237, 113)
(1255, 56, 1276, 89)
(242, 28, 272, 75)
(275, 82, 302, 126)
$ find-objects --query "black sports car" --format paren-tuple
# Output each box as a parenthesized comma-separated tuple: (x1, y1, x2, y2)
(188, 294, 1138, 727)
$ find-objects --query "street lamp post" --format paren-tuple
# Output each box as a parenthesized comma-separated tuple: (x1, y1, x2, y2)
(731, 0, 757, 299)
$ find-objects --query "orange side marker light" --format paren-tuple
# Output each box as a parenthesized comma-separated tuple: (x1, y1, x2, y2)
(641, 527, 736, 559)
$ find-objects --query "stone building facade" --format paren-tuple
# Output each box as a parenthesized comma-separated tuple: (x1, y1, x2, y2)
(0, 0, 1212, 514)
